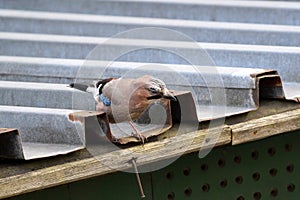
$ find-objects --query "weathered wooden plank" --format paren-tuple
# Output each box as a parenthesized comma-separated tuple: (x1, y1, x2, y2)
(0, 126, 230, 199)
(231, 108, 300, 145)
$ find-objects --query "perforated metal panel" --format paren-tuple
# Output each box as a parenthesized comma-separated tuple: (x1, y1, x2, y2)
(151, 131, 299, 200)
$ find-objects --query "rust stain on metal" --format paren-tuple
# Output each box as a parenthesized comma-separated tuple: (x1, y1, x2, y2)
(250, 69, 278, 78)
(68, 111, 104, 123)
(259, 75, 283, 87)
(68, 113, 84, 123)
(258, 75, 286, 100)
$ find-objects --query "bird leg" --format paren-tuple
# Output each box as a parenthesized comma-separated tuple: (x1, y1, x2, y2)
(129, 121, 146, 144)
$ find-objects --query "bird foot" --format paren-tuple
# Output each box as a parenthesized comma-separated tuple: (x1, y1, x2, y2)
(129, 121, 147, 144)
(132, 131, 147, 144)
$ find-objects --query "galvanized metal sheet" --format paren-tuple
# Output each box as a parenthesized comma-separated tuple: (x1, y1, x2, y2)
(283, 82, 300, 103)
(0, 56, 82, 83)
(0, 56, 265, 87)
(0, 80, 95, 110)
(1, 9, 300, 46)
(0, 64, 276, 119)
(0, 99, 178, 158)
(0, 56, 297, 119)
(0, 33, 299, 83)
(1, 0, 299, 25)
(0, 107, 110, 160)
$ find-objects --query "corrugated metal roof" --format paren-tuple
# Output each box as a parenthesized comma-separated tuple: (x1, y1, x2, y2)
(0, 0, 300, 159)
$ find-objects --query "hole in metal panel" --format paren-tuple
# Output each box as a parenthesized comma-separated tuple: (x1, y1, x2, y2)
(235, 176, 243, 184)
(167, 192, 175, 200)
(234, 155, 242, 164)
(251, 150, 259, 160)
(287, 184, 295, 192)
(201, 184, 210, 192)
(166, 172, 173, 180)
(285, 143, 292, 152)
(267, 147, 276, 156)
(286, 164, 294, 173)
(218, 159, 226, 168)
(252, 172, 260, 181)
(200, 164, 208, 172)
(183, 168, 191, 176)
(270, 188, 278, 197)
(253, 192, 262, 200)
(269, 168, 278, 177)
(220, 179, 228, 188)
(236, 196, 245, 200)
(184, 187, 192, 197)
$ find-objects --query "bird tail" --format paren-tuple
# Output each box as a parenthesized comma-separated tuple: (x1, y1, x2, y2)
(69, 82, 92, 92)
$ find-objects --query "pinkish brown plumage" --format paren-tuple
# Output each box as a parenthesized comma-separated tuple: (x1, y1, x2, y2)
(70, 75, 176, 143)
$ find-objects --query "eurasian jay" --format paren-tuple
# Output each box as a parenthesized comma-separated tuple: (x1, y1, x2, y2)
(70, 75, 176, 143)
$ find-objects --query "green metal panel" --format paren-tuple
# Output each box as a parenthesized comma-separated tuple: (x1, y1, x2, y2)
(7, 131, 299, 200)
(151, 131, 299, 200)
(68, 171, 153, 200)
(7, 185, 69, 200)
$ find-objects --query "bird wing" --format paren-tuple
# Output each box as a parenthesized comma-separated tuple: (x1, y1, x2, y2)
(102, 78, 130, 105)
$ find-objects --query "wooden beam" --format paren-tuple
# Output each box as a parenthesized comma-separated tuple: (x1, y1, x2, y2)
(0, 126, 231, 199)
(231, 108, 300, 145)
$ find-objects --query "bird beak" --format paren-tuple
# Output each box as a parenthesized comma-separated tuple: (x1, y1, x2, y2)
(162, 89, 177, 101)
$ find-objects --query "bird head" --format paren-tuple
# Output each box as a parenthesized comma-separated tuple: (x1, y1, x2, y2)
(144, 77, 176, 101)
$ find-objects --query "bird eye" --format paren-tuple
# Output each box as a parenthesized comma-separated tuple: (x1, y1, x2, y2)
(149, 87, 158, 93)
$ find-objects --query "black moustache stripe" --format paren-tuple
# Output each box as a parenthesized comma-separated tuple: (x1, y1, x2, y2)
(146, 95, 162, 100)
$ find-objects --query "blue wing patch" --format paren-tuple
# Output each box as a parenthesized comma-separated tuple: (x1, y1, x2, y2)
(99, 94, 111, 106)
